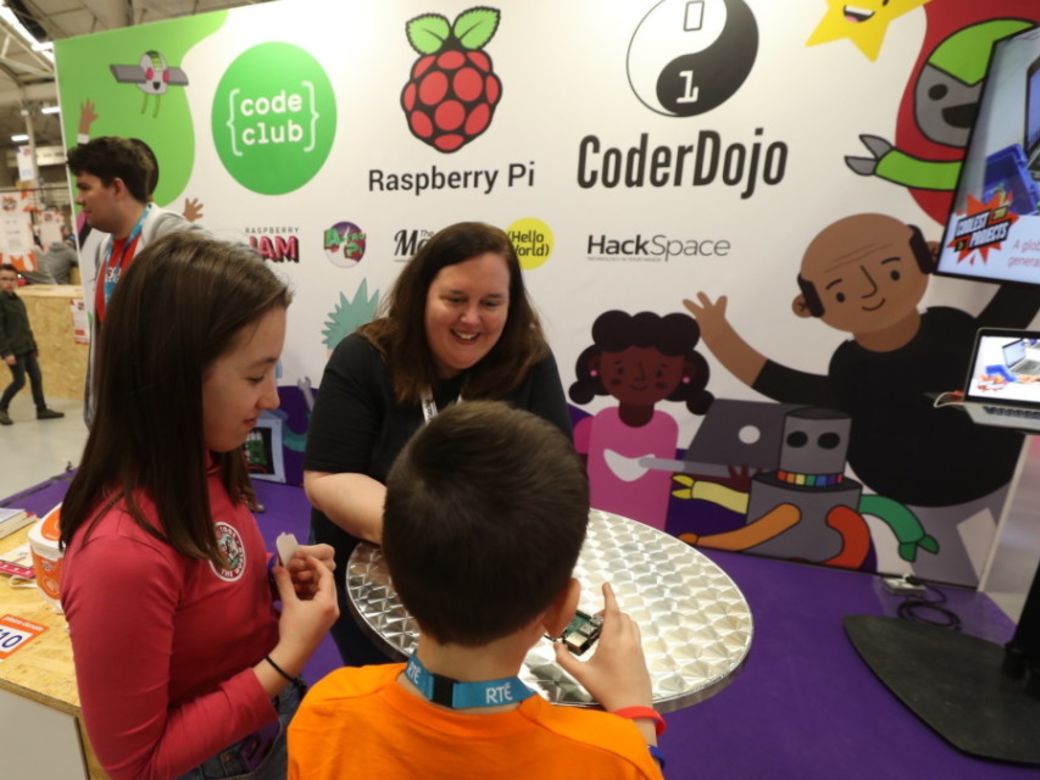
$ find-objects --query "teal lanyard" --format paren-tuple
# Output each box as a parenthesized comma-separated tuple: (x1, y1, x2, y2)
(404, 653, 535, 709)
(101, 204, 152, 307)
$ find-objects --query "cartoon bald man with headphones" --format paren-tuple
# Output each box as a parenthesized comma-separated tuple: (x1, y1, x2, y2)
(684, 213, 1039, 512)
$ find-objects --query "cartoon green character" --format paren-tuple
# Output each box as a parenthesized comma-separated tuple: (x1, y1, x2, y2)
(846, 17, 1035, 222)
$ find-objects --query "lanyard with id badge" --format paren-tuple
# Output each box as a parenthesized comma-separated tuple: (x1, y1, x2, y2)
(101, 203, 151, 308)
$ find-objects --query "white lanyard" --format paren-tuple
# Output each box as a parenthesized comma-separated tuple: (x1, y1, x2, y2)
(420, 389, 461, 424)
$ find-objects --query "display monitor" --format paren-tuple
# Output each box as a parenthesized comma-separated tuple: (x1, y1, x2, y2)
(1026, 55, 1040, 172)
(935, 27, 1040, 285)
(848, 26, 1040, 766)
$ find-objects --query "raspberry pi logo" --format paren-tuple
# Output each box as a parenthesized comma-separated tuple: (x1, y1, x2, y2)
(400, 6, 503, 153)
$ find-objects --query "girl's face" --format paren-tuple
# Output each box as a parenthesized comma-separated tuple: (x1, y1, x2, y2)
(594, 346, 687, 407)
(201, 307, 286, 452)
(424, 251, 510, 378)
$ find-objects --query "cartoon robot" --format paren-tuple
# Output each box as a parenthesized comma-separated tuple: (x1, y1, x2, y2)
(110, 50, 189, 118)
(675, 406, 938, 569)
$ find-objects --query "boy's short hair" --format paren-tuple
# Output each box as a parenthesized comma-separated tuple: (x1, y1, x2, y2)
(0, 263, 16, 274)
(66, 136, 155, 203)
(383, 401, 588, 647)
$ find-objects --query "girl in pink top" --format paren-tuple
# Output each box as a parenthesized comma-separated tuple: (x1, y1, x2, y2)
(59, 233, 338, 780)
(570, 311, 713, 530)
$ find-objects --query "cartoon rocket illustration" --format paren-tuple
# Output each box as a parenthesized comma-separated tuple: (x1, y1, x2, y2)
(110, 50, 189, 118)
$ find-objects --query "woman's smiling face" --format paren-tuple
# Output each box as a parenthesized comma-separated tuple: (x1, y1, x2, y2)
(424, 251, 510, 378)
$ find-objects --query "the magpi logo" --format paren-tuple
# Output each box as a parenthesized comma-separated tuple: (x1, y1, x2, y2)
(627, 0, 758, 117)
(400, 6, 503, 152)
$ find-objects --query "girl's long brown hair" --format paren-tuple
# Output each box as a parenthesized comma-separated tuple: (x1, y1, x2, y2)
(60, 233, 291, 564)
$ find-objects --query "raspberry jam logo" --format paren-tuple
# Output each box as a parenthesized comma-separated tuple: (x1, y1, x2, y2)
(400, 6, 503, 152)
(324, 221, 367, 268)
(627, 0, 758, 117)
(246, 226, 300, 263)
(210, 522, 246, 582)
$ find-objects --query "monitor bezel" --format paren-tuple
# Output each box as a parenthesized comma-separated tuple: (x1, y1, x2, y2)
(964, 326, 1040, 406)
(1024, 53, 1040, 163)
(934, 27, 1040, 288)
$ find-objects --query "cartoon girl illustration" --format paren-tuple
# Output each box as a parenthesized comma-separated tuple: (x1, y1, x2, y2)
(569, 310, 713, 530)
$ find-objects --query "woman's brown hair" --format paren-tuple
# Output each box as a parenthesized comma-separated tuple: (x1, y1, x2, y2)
(359, 221, 547, 403)
(59, 233, 291, 564)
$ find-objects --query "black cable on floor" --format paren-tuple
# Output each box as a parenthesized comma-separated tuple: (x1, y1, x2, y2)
(895, 576, 963, 632)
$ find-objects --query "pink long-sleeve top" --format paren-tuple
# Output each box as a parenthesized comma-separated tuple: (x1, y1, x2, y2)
(60, 471, 281, 780)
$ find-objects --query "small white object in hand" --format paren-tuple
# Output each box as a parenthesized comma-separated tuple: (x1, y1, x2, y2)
(275, 532, 299, 566)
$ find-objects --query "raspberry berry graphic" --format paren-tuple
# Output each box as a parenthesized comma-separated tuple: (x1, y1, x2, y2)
(401, 6, 502, 153)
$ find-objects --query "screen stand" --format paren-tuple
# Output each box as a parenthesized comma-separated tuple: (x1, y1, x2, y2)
(844, 559, 1040, 766)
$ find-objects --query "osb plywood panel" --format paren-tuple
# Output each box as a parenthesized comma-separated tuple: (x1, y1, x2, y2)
(18, 285, 87, 401)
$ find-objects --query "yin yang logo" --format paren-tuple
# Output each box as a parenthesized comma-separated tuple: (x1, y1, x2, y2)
(627, 0, 758, 117)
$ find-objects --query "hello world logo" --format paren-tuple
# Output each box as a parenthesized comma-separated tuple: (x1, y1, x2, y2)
(626, 0, 758, 117)
(507, 217, 554, 271)
(400, 6, 503, 152)
(212, 42, 336, 194)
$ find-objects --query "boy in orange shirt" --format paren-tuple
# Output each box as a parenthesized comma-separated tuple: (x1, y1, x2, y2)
(288, 401, 664, 779)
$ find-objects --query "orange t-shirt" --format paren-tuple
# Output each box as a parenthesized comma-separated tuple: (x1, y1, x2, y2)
(288, 664, 663, 780)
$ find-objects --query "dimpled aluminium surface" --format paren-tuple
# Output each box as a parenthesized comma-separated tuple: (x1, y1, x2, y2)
(346, 509, 753, 713)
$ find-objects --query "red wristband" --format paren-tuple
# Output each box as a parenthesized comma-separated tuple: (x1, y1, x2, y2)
(611, 706, 666, 736)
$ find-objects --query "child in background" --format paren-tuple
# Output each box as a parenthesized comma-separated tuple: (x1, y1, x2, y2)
(289, 401, 664, 779)
(0, 263, 64, 425)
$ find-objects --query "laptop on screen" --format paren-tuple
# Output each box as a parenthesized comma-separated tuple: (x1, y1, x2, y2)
(963, 328, 1040, 432)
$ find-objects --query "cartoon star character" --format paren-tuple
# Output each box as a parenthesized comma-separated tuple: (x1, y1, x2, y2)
(806, 0, 928, 61)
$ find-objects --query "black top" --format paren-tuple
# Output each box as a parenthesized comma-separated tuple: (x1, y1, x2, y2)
(0, 291, 36, 358)
(754, 298, 1036, 507)
(305, 332, 572, 578)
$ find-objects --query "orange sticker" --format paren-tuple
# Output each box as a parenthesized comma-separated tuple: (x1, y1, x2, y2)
(0, 614, 47, 659)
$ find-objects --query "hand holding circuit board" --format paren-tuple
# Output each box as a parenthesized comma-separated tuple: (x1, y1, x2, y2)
(550, 582, 654, 712)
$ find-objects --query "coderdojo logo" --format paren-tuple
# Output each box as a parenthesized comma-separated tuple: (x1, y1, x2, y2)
(627, 0, 758, 117)
(212, 42, 336, 194)
(400, 6, 503, 152)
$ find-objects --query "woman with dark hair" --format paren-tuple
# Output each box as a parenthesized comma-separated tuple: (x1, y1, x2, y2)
(304, 221, 570, 665)
(569, 310, 713, 531)
(60, 233, 338, 780)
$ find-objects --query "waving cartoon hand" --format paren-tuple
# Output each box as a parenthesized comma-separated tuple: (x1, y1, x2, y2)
(846, 135, 894, 177)
(682, 293, 730, 346)
(79, 100, 99, 136)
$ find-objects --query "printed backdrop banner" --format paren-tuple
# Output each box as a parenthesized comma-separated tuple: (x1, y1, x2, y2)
(54, 0, 1040, 588)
